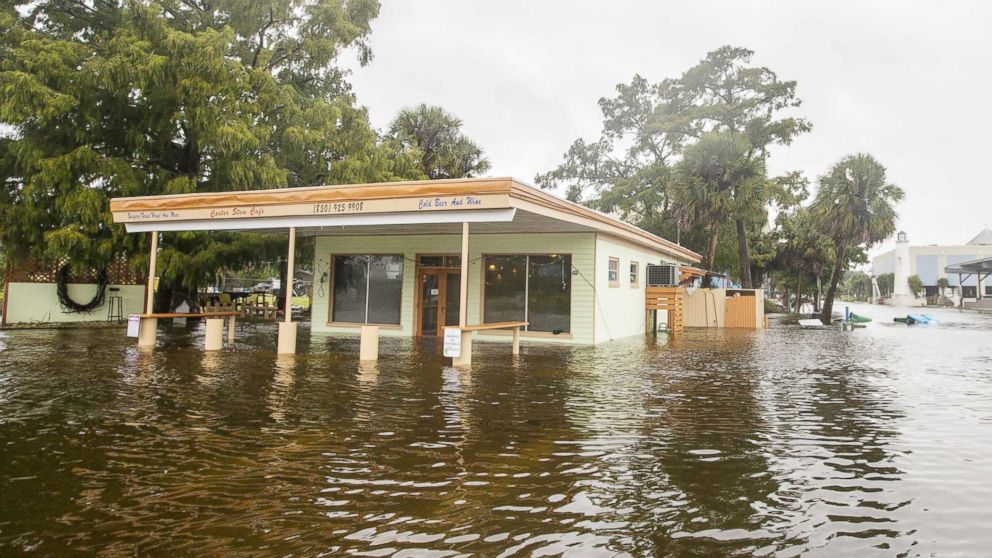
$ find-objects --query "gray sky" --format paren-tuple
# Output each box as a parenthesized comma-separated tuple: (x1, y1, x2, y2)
(347, 0, 992, 250)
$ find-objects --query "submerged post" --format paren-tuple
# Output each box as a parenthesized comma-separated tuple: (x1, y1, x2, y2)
(453, 222, 472, 366)
(145, 231, 158, 313)
(138, 231, 159, 348)
(277, 227, 297, 355)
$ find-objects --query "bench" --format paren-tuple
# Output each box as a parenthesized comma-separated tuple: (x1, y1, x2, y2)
(448, 321, 528, 366)
(137, 311, 241, 350)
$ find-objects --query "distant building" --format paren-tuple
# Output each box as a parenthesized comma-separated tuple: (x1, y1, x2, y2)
(872, 228, 992, 303)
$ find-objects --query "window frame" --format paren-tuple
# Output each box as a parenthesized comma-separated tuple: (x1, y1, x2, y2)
(608, 257, 620, 288)
(629, 260, 639, 288)
(327, 253, 405, 328)
(480, 253, 573, 335)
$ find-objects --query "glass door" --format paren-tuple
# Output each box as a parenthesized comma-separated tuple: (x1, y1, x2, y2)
(418, 269, 461, 336)
(419, 270, 441, 336)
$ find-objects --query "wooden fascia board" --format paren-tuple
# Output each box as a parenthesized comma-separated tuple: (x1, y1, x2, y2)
(507, 184, 701, 263)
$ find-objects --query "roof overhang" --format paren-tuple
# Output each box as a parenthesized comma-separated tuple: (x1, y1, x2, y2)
(945, 256, 992, 275)
(109, 177, 701, 263)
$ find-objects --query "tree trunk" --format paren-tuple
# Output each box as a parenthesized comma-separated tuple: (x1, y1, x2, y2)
(735, 219, 752, 289)
(820, 242, 849, 325)
(703, 225, 720, 288)
(814, 272, 822, 313)
(795, 273, 803, 314)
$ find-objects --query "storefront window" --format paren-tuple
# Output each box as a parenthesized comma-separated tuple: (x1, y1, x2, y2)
(332, 255, 403, 324)
(483, 256, 526, 323)
(484, 254, 571, 333)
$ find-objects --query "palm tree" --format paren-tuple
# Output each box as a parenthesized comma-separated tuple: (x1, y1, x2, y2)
(388, 104, 491, 179)
(671, 131, 765, 278)
(811, 154, 904, 324)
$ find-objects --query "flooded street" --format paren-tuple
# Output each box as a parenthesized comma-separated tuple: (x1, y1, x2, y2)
(1, 304, 991, 556)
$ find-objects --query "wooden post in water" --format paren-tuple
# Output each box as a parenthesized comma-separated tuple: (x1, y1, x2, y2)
(277, 227, 297, 355)
(138, 231, 159, 348)
(453, 222, 472, 366)
(145, 231, 158, 313)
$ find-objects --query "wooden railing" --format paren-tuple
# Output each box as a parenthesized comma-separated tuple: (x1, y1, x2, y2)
(645, 286, 685, 334)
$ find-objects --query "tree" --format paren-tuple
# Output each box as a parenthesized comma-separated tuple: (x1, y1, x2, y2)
(842, 270, 872, 301)
(877, 273, 894, 297)
(388, 104, 490, 179)
(937, 277, 949, 300)
(670, 131, 765, 272)
(771, 206, 833, 313)
(0, 0, 422, 306)
(811, 154, 904, 324)
(908, 275, 924, 299)
(674, 46, 811, 288)
(536, 46, 810, 287)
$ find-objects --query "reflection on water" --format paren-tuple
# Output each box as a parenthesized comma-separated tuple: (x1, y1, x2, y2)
(1, 304, 992, 556)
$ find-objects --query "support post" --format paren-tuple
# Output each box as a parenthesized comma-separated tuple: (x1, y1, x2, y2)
(204, 318, 223, 351)
(453, 330, 472, 367)
(146, 231, 158, 313)
(227, 315, 236, 344)
(277, 227, 297, 355)
(512, 326, 520, 355)
(138, 317, 157, 348)
(360, 325, 379, 361)
(454, 222, 471, 366)
(459, 222, 469, 327)
(284, 227, 296, 323)
(1, 264, 9, 326)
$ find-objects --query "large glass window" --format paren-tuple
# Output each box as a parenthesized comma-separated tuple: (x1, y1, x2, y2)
(484, 254, 571, 333)
(332, 255, 403, 324)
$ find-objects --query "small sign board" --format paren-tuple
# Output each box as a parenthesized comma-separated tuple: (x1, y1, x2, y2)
(127, 314, 141, 338)
(442, 327, 461, 358)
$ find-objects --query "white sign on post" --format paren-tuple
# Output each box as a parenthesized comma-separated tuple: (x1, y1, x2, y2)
(126, 314, 141, 338)
(443, 327, 461, 358)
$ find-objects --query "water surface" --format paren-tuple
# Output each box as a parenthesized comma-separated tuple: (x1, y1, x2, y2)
(1, 304, 991, 556)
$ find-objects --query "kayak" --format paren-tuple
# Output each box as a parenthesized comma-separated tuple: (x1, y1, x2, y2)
(848, 312, 872, 323)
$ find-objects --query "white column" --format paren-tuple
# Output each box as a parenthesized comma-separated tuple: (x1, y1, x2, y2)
(453, 222, 472, 367)
(146, 231, 158, 313)
(459, 222, 469, 327)
(277, 227, 297, 355)
(285, 227, 296, 323)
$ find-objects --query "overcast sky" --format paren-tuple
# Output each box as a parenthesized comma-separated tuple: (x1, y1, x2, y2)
(346, 0, 992, 251)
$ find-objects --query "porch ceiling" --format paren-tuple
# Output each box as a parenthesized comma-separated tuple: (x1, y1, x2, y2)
(293, 209, 596, 237)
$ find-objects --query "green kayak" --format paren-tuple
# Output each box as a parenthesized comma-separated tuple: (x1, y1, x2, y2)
(848, 312, 872, 323)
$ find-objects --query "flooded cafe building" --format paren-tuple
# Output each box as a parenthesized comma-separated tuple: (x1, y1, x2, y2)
(110, 178, 701, 356)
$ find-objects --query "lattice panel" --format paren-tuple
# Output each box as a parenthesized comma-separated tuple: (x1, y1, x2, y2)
(8, 255, 146, 285)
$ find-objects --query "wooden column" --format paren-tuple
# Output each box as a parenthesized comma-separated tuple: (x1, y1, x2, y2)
(146, 231, 158, 313)
(285, 227, 296, 323)
(459, 222, 469, 327)
(204, 318, 224, 351)
(1, 264, 9, 326)
(360, 325, 379, 361)
(277, 227, 297, 355)
(453, 222, 471, 366)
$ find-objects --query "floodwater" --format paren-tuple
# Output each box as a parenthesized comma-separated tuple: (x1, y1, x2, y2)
(1, 305, 991, 557)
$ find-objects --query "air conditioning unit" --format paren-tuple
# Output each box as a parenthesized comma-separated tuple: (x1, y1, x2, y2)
(646, 263, 679, 287)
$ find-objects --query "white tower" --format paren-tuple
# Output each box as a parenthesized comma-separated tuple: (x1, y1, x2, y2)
(890, 231, 916, 306)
